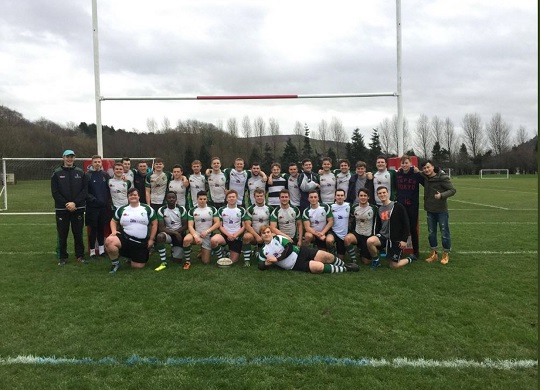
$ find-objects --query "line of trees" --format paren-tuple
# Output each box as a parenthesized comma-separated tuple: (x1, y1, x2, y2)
(1, 105, 537, 175)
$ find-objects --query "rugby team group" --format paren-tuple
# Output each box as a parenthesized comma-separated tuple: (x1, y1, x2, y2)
(50, 149, 456, 274)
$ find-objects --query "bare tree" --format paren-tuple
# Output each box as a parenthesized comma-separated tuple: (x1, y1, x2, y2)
(242, 115, 252, 150)
(293, 120, 303, 152)
(268, 117, 281, 160)
(146, 117, 157, 133)
(161, 116, 171, 132)
(378, 117, 392, 155)
(486, 113, 511, 155)
(253, 116, 266, 154)
(392, 114, 410, 155)
(226, 117, 238, 138)
(443, 117, 458, 162)
(431, 115, 444, 146)
(515, 125, 529, 145)
(461, 113, 483, 158)
(329, 117, 346, 158)
(414, 114, 432, 158)
(216, 119, 224, 132)
(317, 119, 329, 152)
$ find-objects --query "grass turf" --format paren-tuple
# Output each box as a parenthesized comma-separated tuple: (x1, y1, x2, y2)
(0, 175, 537, 389)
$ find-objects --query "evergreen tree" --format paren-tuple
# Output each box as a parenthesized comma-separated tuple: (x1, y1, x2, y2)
(301, 124, 314, 161)
(262, 142, 274, 173)
(431, 141, 449, 166)
(281, 137, 299, 167)
(248, 146, 262, 167)
(199, 144, 211, 170)
(367, 128, 382, 169)
(347, 128, 368, 164)
(184, 147, 195, 173)
(326, 147, 337, 167)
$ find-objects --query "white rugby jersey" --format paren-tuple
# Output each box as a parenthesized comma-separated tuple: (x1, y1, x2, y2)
(302, 203, 333, 233)
(158, 205, 187, 231)
(330, 202, 350, 240)
(258, 235, 300, 270)
(218, 205, 246, 235)
(187, 206, 217, 233)
(270, 205, 301, 238)
(108, 177, 130, 209)
(319, 172, 337, 204)
(114, 203, 156, 239)
(168, 179, 187, 208)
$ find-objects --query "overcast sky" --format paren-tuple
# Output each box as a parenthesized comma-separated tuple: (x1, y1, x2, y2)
(1, 0, 537, 143)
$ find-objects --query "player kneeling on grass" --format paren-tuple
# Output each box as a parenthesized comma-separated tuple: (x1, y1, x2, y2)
(155, 191, 188, 271)
(366, 186, 416, 269)
(257, 225, 359, 273)
(211, 190, 250, 266)
(105, 187, 158, 273)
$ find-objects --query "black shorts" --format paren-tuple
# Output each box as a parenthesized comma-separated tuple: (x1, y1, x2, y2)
(313, 237, 327, 250)
(353, 232, 371, 259)
(375, 234, 402, 262)
(292, 246, 319, 273)
(226, 238, 243, 254)
(163, 232, 184, 247)
(210, 201, 225, 209)
(329, 231, 346, 255)
(117, 232, 149, 263)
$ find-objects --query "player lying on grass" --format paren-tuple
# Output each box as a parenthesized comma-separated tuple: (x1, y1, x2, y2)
(257, 225, 359, 273)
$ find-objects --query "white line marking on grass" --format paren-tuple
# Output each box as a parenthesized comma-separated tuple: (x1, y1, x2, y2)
(451, 200, 508, 210)
(461, 186, 538, 195)
(0, 223, 55, 226)
(457, 251, 537, 255)
(450, 209, 538, 211)
(0, 355, 536, 370)
(0, 212, 55, 215)
(452, 222, 537, 225)
(0, 252, 56, 255)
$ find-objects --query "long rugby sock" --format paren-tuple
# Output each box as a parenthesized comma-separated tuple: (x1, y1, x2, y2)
(183, 246, 192, 261)
(157, 245, 167, 263)
(215, 246, 224, 259)
(331, 257, 345, 267)
(346, 245, 357, 263)
(242, 245, 252, 262)
(323, 264, 346, 273)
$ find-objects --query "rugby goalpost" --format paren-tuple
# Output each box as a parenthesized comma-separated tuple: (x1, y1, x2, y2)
(91, 0, 405, 156)
(479, 169, 510, 179)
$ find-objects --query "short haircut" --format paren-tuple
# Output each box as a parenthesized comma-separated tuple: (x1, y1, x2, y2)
(302, 159, 312, 165)
(196, 190, 208, 198)
(251, 162, 261, 167)
(308, 190, 319, 196)
(400, 154, 411, 163)
(235, 157, 244, 162)
(335, 189, 346, 196)
(254, 188, 265, 195)
(259, 224, 271, 235)
(376, 155, 387, 164)
(127, 187, 139, 195)
(279, 189, 290, 195)
(114, 162, 123, 168)
(289, 162, 298, 168)
(155, 158, 164, 164)
(355, 161, 367, 168)
(172, 164, 183, 171)
(191, 160, 201, 166)
(322, 157, 332, 163)
(226, 189, 238, 197)
(339, 159, 350, 166)
(211, 157, 221, 163)
(121, 157, 130, 162)
(376, 186, 388, 193)
(91, 155, 102, 160)
(420, 159, 434, 168)
(138, 161, 147, 166)
(271, 162, 281, 169)
(358, 187, 370, 196)
(166, 191, 177, 197)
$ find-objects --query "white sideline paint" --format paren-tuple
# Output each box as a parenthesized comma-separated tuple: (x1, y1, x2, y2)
(0, 212, 55, 215)
(452, 222, 537, 225)
(0, 355, 536, 370)
(451, 200, 509, 210)
(458, 251, 537, 255)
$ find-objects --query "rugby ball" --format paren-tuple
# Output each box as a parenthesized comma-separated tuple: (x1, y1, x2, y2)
(217, 257, 233, 268)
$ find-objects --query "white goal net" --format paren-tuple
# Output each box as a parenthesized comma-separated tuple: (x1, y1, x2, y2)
(1, 157, 155, 213)
(479, 169, 510, 179)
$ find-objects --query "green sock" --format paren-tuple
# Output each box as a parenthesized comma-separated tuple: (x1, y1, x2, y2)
(183, 246, 192, 261)
(346, 245, 357, 263)
(331, 257, 345, 267)
(157, 245, 167, 262)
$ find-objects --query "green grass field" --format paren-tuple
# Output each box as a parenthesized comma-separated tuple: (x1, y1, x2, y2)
(0, 175, 537, 389)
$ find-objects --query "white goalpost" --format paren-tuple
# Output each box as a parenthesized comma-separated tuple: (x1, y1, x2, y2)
(91, 0, 405, 156)
(479, 169, 510, 179)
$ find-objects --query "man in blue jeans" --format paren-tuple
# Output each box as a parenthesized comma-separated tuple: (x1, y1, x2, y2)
(420, 160, 456, 265)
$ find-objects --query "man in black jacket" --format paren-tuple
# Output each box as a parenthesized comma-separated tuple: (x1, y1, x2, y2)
(51, 150, 88, 265)
(366, 186, 416, 269)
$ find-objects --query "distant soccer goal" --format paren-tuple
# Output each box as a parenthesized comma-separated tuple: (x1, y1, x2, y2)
(441, 168, 453, 178)
(479, 169, 510, 179)
(0, 157, 155, 213)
